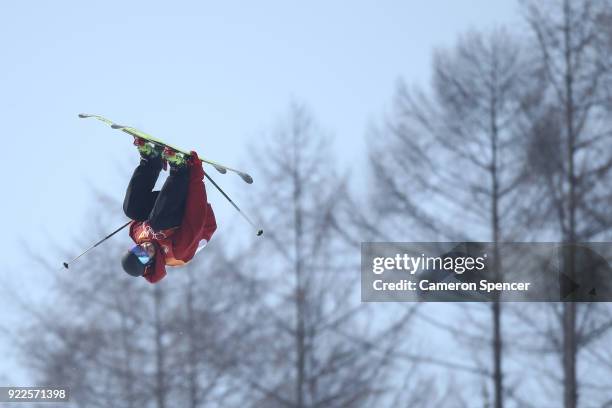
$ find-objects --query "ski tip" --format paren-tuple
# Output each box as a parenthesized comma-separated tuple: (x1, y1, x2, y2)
(62, 262, 69, 269)
(257, 229, 264, 236)
(240, 173, 254, 184)
(78, 113, 89, 118)
(213, 165, 227, 174)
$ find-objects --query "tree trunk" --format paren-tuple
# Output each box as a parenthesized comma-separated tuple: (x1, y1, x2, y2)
(490, 73, 504, 408)
(562, 1, 577, 406)
(293, 134, 306, 408)
(120, 311, 135, 408)
(154, 286, 167, 408)
(186, 273, 199, 408)
(492, 300, 503, 408)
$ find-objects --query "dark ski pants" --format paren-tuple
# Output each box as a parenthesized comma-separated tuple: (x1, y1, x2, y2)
(123, 158, 189, 231)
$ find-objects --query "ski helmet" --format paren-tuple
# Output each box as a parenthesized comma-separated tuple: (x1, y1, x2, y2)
(121, 250, 147, 277)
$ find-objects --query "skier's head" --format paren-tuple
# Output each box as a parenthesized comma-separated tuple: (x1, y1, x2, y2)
(121, 241, 156, 277)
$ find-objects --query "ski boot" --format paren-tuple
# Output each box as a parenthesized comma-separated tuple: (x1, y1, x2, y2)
(134, 137, 166, 169)
(162, 146, 188, 172)
(134, 137, 161, 158)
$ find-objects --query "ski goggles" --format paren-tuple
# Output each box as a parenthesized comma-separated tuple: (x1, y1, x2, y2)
(130, 244, 153, 266)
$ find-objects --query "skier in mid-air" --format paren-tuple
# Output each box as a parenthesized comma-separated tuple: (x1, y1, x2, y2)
(120, 138, 217, 283)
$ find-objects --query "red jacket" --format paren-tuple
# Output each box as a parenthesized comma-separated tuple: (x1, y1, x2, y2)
(129, 151, 217, 283)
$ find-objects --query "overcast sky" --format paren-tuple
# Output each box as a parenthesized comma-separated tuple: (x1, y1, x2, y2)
(0, 0, 520, 383)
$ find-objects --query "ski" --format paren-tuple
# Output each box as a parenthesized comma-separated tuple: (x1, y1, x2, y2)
(78, 113, 254, 184)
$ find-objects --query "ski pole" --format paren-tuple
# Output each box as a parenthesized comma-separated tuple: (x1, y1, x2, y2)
(204, 172, 263, 236)
(62, 220, 132, 269)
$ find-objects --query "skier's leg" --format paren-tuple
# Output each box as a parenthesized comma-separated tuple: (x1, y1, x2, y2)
(148, 166, 189, 230)
(123, 157, 163, 221)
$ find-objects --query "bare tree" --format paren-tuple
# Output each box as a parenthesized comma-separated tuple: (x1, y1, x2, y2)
(239, 103, 420, 407)
(14, 194, 254, 408)
(368, 29, 534, 407)
(166, 238, 265, 408)
(521, 1, 612, 406)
